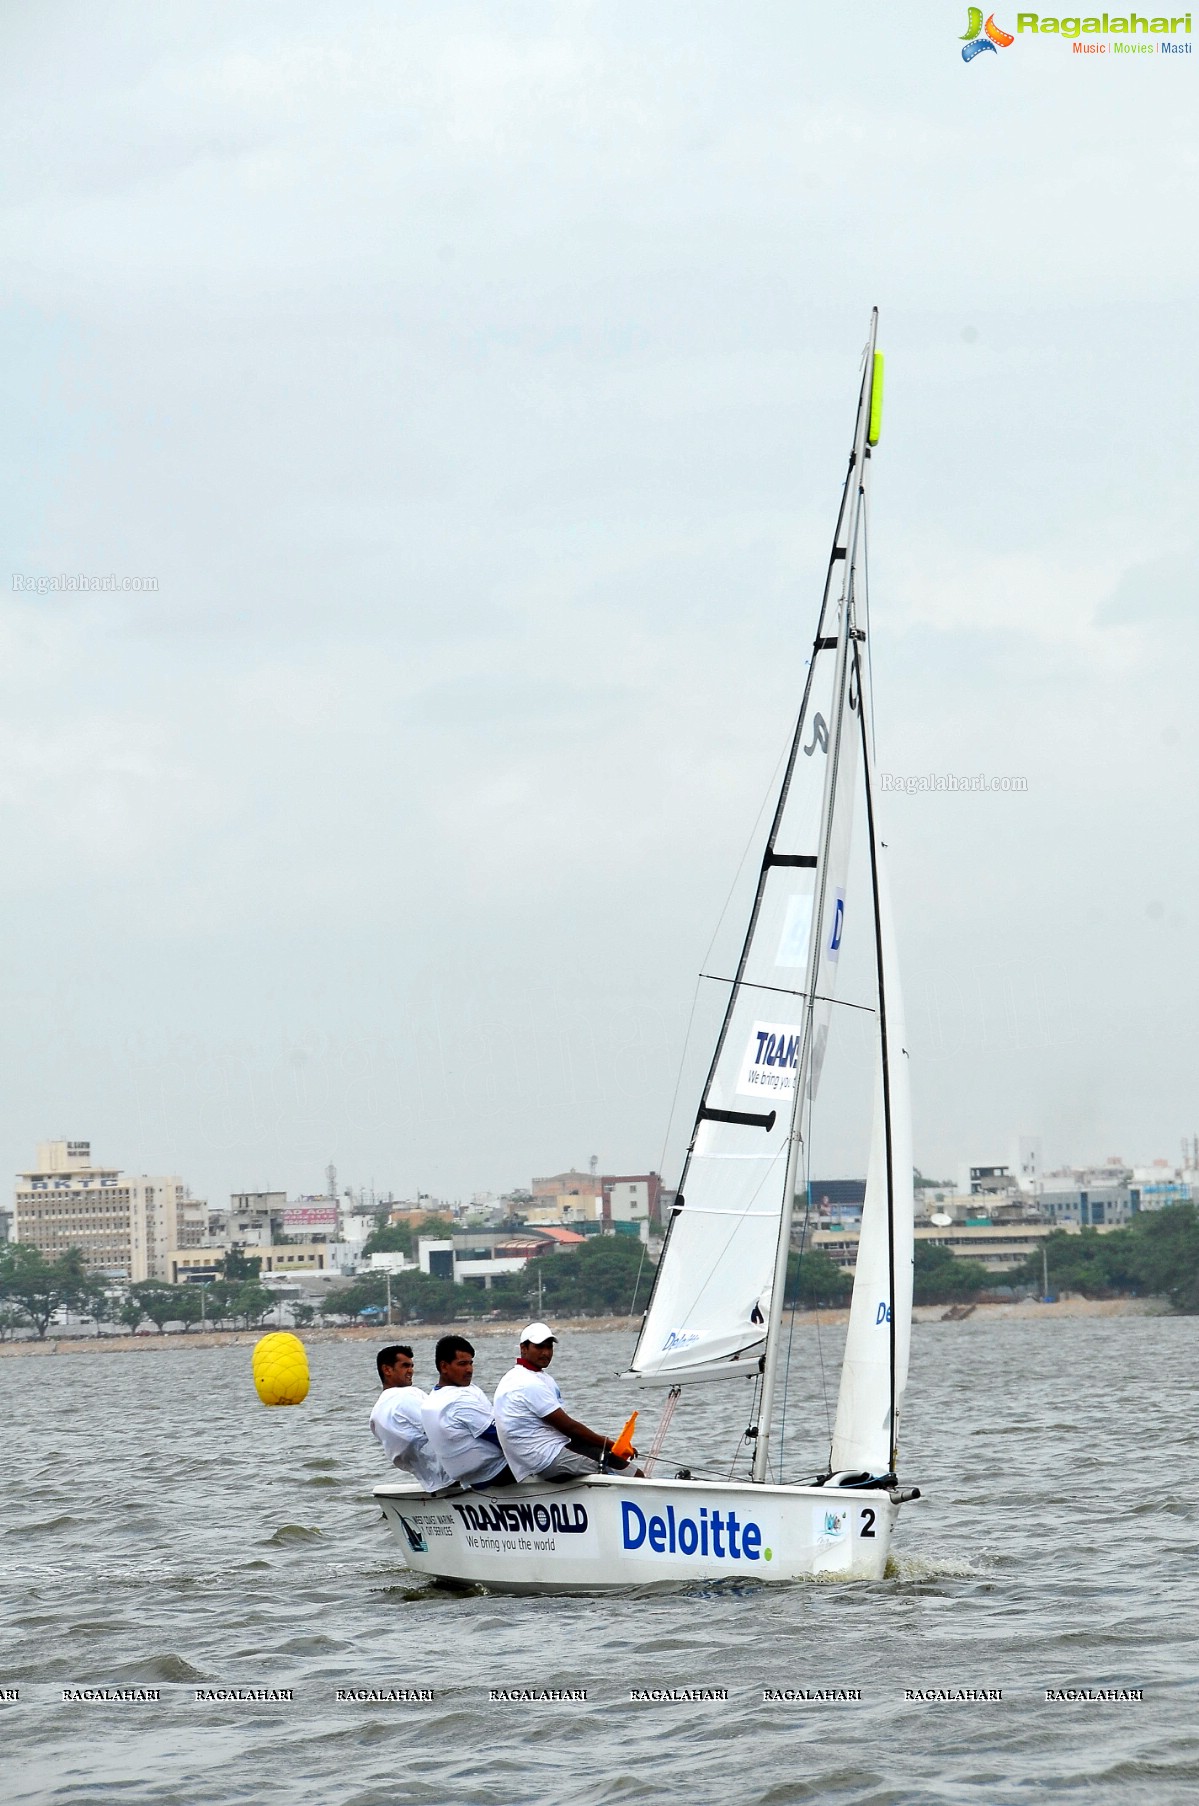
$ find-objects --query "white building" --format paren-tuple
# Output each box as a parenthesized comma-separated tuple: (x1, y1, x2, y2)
(1015, 1136, 1043, 1195)
(417, 1235, 529, 1289)
(368, 1251, 415, 1275)
(13, 1140, 205, 1282)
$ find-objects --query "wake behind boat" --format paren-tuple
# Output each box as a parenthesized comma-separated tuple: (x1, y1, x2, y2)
(377, 310, 920, 1590)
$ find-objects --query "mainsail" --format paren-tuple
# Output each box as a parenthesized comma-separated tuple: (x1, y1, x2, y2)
(629, 328, 880, 1390)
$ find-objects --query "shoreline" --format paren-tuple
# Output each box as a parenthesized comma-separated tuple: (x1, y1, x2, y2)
(0, 1295, 1172, 1359)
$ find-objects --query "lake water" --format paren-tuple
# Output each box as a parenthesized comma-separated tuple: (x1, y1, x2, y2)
(2, 1315, 1196, 1804)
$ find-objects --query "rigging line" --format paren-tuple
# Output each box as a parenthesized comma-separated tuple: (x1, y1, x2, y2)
(799, 1023, 834, 1457)
(676, 426, 866, 1235)
(669, 1142, 787, 1322)
(644, 1385, 680, 1477)
(633, 969, 707, 1362)
(802, 1083, 835, 1458)
(626, 1240, 649, 1329)
(656, 973, 704, 1183)
(731, 1370, 764, 1480)
(698, 973, 876, 1014)
(698, 742, 790, 977)
(779, 1086, 825, 1483)
(861, 488, 878, 757)
(777, 1078, 811, 1483)
(854, 637, 899, 1472)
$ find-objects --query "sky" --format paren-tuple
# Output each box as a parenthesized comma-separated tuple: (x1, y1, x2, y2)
(1, 3, 1197, 1209)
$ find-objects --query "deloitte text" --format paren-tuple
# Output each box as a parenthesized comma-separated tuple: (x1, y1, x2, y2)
(621, 1500, 767, 1561)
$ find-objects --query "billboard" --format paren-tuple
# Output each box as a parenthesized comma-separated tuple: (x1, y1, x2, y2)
(282, 1204, 339, 1231)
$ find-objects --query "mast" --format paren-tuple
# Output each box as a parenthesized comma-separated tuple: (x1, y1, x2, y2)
(751, 310, 880, 1483)
(828, 330, 915, 1481)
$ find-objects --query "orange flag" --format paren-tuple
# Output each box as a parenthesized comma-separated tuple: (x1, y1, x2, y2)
(610, 1411, 638, 1460)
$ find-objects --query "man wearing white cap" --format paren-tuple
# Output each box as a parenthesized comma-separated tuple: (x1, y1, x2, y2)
(493, 1322, 635, 1482)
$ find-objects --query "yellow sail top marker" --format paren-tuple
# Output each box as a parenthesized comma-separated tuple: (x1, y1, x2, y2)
(868, 350, 884, 446)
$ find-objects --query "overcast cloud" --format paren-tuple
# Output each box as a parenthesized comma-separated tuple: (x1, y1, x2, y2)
(1, 3, 1196, 1206)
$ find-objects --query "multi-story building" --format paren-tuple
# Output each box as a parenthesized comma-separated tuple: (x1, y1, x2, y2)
(1041, 1186, 1139, 1228)
(416, 1225, 588, 1288)
(209, 1191, 288, 1247)
(529, 1168, 603, 1224)
(813, 1221, 1059, 1276)
(12, 1140, 205, 1281)
(528, 1167, 662, 1234)
(170, 1242, 342, 1284)
(601, 1174, 661, 1238)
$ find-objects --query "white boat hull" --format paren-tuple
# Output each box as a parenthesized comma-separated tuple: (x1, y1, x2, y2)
(375, 1473, 903, 1592)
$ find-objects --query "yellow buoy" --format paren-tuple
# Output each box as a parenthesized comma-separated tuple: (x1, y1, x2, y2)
(252, 1331, 310, 1407)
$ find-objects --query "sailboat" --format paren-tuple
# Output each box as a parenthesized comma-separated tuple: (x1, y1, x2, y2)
(376, 310, 919, 1588)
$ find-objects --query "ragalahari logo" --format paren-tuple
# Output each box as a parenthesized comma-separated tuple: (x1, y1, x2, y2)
(961, 8, 1016, 57)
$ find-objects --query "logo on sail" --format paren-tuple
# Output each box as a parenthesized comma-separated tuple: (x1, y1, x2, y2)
(737, 1020, 801, 1100)
(961, 8, 1014, 58)
(662, 1328, 701, 1352)
(827, 890, 845, 959)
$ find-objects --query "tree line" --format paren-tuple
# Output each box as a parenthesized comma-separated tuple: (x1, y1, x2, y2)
(791, 1206, 1199, 1311)
(0, 1234, 658, 1338)
(7, 1204, 1196, 1340)
(1007, 1204, 1199, 1311)
(0, 1243, 279, 1339)
(785, 1243, 997, 1309)
(322, 1234, 656, 1325)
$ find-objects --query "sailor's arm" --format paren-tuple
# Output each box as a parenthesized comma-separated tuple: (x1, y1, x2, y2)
(541, 1406, 633, 1459)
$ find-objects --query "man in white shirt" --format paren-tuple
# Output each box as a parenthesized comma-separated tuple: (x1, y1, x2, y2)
(420, 1335, 513, 1487)
(493, 1322, 636, 1482)
(369, 1344, 451, 1493)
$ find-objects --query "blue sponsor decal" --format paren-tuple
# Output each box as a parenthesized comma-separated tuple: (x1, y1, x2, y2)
(875, 1300, 892, 1325)
(829, 895, 845, 954)
(662, 1329, 701, 1352)
(621, 1500, 763, 1562)
(752, 1030, 800, 1072)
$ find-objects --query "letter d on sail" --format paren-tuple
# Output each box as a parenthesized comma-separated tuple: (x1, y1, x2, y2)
(828, 890, 845, 958)
(876, 1301, 891, 1325)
